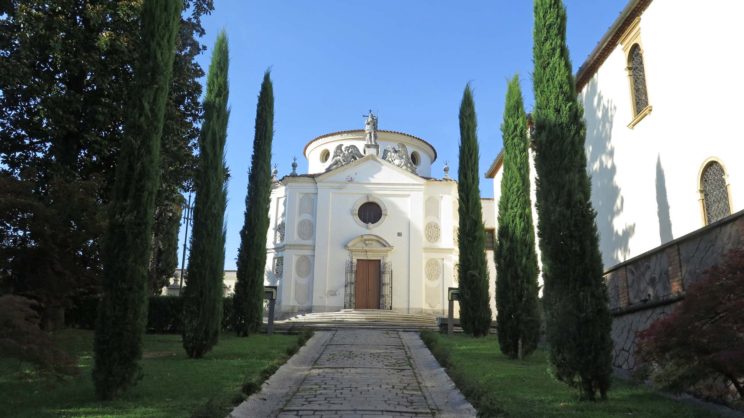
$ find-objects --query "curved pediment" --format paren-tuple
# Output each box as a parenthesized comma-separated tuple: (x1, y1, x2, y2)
(346, 234, 394, 251)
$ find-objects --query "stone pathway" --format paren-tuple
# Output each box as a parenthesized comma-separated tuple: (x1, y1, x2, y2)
(229, 329, 475, 418)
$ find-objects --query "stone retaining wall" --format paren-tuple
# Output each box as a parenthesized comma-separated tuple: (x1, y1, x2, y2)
(605, 210, 744, 371)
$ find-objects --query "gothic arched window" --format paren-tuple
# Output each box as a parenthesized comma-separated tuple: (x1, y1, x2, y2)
(628, 44, 649, 115)
(700, 161, 731, 224)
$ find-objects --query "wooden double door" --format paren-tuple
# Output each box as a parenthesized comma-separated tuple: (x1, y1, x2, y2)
(355, 259, 381, 309)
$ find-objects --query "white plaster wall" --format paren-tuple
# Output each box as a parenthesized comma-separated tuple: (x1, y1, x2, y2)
(481, 198, 497, 316)
(580, 0, 744, 269)
(313, 185, 423, 312)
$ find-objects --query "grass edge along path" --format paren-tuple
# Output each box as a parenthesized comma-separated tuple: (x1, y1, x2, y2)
(420, 331, 718, 418)
(0, 329, 312, 418)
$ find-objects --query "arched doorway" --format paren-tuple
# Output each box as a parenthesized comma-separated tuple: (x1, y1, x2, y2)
(344, 235, 394, 309)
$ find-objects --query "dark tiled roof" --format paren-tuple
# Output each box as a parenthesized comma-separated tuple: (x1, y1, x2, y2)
(575, 0, 653, 91)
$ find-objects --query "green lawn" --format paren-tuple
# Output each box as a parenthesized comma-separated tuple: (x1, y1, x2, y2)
(422, 332, 718, 418)
(0, 329, 302, 417)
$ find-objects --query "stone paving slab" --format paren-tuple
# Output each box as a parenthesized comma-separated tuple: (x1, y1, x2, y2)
(229, 331, 333, 418)
(283, 368, 429, 413)
(316, 345, 410, 369)
(229, 329, 475, 418)
(327, 329, 402, 346)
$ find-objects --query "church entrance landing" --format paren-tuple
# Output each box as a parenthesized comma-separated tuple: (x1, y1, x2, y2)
(354, 259, 381, 309)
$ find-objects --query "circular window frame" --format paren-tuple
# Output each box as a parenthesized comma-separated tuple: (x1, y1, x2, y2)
(320, 149, 330, 163)
(351, 195, 388, 229)
(410, 151, 420, 166)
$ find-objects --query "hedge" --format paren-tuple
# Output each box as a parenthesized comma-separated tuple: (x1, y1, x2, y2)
(67, 296, 236, 334)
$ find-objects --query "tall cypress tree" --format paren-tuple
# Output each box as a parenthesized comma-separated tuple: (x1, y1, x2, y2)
(457, 84, 492, 337)
(182, 32, 230, 358)
(532, 0, 613, 400)
(495, 75, 540, 359)
(93, 0, 180, 400)
(234, 71, 274, 336)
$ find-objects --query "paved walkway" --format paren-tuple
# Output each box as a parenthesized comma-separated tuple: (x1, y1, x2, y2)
(229, 329, 475, 418)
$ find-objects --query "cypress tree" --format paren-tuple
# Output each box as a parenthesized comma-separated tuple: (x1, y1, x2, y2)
(234, 71, 274, 336)
(457, 84, 492, 337)
(495, 75, 541, 359)
(93, 0, 180, 400)
(182, 32, 230, 358)
(532, 0, 613, 400)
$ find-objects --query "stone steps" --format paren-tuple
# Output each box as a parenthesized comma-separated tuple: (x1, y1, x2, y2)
(274, 309, 439, 331)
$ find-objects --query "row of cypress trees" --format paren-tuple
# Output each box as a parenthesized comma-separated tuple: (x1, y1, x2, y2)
(182, 31, 230, 359)
(234, 71, 275, 337)
(457, 0, 612, 401)
(532, 0, 613, 400)
(495, 76, 541, 361)
(456, 86, 493, 337)
(93, 0, 182, 400)
(93, 0, 273, 396)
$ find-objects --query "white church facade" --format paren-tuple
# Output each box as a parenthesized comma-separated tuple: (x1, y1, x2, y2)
(253, 115, 496, 316)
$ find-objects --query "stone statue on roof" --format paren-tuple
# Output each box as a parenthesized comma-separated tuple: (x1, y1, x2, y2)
(382, 143, 417, 173)
(363, 110, 378, 145)
(326, 144, 364, 171)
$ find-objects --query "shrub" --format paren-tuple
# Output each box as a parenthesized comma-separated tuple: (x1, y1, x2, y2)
(0, 295, 78, 378)
(67, 296, 237, 334)
(148, 296, 183, 333)
(637, 248, 744, 399)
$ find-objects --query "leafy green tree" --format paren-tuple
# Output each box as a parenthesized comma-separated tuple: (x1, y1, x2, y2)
(234, 71, 274, 336)
(150, 0, 215, 294)
(182, 32, 230, 358)
(0, 0, 213, 316)
(0, 0, 140, 328)
(457, 84, 492, 337)
(637, 248, 744, 398)
(93, 0, 181, 400)
(532, 0, 613, 400)
(495, 76, 540, 359)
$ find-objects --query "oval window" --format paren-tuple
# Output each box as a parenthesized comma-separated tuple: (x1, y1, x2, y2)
(320, 149, 330, 163)
(358, 202, 382, 225)
(410, 151, 420, 166)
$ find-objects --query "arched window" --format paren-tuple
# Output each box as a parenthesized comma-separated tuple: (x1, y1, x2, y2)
(628, 44, 649, 115)
(700, 161, 731, 224)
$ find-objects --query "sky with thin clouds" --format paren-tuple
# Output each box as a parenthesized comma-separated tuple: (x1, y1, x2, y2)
(181, 0, 629, 270)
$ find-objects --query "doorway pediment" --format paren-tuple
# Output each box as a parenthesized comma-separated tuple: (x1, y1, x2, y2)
(346, 234, 394, 253)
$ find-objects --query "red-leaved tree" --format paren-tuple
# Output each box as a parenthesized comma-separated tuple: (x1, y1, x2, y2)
(637, 248, 744, 398)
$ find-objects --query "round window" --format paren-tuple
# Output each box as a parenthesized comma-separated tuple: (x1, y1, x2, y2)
(358, 202, 382, 225)
(410, 151, 420, 166)
(320, 149, 330, 163)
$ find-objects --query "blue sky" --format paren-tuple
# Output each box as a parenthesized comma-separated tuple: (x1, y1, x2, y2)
(182, 0, 628, 271)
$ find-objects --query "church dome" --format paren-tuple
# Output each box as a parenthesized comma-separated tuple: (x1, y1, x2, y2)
(304, 129, 437, 176)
